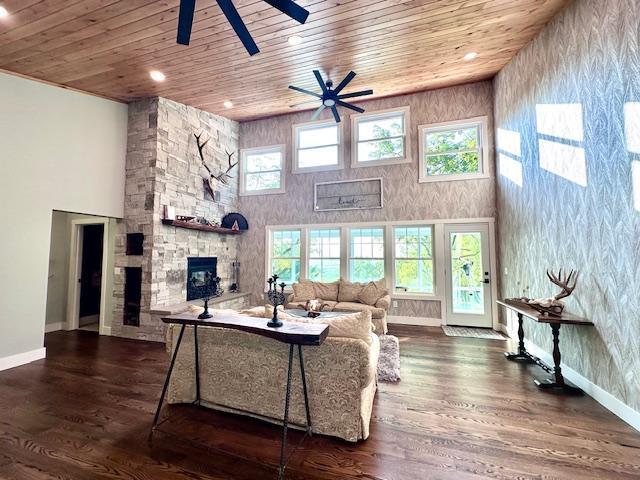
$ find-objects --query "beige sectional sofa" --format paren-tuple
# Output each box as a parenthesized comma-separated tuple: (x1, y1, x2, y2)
(286, 279, 390, 334)
(165, 308, 379, 442)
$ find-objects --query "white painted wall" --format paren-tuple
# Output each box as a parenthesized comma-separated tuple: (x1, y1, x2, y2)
(0, 72, 127, 364)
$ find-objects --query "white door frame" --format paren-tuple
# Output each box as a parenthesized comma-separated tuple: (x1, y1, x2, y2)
(66, 218, 110, 335)
(442, 221, 499, 330)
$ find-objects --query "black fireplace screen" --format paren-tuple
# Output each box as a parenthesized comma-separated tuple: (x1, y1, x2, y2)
(186, 257, 218, 301)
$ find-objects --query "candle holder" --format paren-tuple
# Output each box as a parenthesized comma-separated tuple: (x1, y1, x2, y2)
(189, 274, 223, 320)
(266, 274, 287, 328)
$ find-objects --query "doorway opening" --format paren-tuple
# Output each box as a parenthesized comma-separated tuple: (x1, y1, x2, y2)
(77, 224, 104, 332)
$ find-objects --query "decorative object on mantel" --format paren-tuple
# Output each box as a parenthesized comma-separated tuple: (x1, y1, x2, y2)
(188, 273, 223, 320)
(194, 132, 238, 201)
(221, 212, 249, 231)
(177, 0, 309, 56)
(507, 269, 579, 317)
(266, 274, 287, 328)
(289, 69, 373, 123)
(161, 212, 243, 235)
(314, 178, 383, 211)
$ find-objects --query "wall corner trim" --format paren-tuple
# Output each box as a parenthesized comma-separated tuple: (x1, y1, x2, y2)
(498, 325, 640, 433)
(45, 322, 65, 333)
(0, 347, 46, 372)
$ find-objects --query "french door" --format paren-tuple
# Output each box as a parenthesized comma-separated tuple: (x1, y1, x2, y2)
(443, 223, 493, 328)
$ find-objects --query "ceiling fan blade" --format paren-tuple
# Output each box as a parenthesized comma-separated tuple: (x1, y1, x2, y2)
(336, 100, 365, 113)
(333, 71, 356, 95)
(289, 85, 322, 98)
(331, 105, 341, 123)
(216, 0, 259, 56)
(311, 105, 326, 120)
(262, 0, 309, 24)
(177, 0, 197, 45)
(313, 70, 329, 94)
(337, 89, 373, 100)
(289, 99, 320, 108)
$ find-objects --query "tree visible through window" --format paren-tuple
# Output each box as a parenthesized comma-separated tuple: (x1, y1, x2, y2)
(271, 230, 301, 284)
(422, 122, 483, 177)
(349, 228, 384, 282)
(241, 146, 284, 194)
(354, 109, 408, 165)
(308, 229, 340, 282)
(394, 226, 434, 294)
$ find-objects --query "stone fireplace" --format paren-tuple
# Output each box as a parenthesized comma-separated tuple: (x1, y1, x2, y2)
(111, 97, 249, 341)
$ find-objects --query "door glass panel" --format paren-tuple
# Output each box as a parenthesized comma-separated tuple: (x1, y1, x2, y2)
(449, 231, 484, 314)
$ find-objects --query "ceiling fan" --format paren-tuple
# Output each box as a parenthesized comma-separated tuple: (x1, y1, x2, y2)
(177, 0, 309, 56)
(289, 70, 373, 123)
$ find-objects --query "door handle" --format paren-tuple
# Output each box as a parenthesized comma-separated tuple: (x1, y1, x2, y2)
(483, 279, 490, 284)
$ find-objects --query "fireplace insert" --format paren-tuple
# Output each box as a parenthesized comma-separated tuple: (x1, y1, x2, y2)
(186, 257, 218, 301)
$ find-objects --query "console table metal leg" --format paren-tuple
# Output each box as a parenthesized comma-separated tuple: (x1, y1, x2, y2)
(149, 323, 186, 443)
(278, 345, 295, 480)
(194, 325, 201, 405)
(298, 345, 312, 435)
(504, 312, 535, 363)
(534, 323, 584, 395)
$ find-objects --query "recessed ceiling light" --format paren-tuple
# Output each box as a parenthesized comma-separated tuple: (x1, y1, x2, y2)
(287, 35, 303, 46)
(223, 100, 234, 109)
(0, 6, 9, 18)
(463, 52, 478, 61)
(149, 70, 166, 82)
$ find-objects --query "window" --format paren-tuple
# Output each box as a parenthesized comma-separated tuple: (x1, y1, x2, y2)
(308, 229, 341, 282)
(293, 120, 342, 173)
(393, 226, 434, 294)
(349, 228, 385, 283)
(419, 116, 489, 182)
(240, 145, 285, 195)
(270, 230, 301, 284)
(351, 107, 410, 167)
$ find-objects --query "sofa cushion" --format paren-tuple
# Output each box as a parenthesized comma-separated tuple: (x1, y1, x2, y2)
(292, 281, 315, 302)
(288, 310, 373, 345)
(334, 301, 387, 319)
(338, 280, 365, 302)
(313, 281, 339, 301)
(358, 281, 385, 306)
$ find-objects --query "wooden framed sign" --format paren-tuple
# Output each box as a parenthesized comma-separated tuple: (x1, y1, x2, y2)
(314, 178, 384, 212)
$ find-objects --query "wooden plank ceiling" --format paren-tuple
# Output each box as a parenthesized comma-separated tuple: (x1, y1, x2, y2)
(0, 0, 569, 121)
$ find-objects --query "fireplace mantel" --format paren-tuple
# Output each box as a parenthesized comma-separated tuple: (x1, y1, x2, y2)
(161, 219, 243, 235)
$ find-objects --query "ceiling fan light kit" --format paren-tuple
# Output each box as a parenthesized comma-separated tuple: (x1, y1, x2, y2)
(289, 70, 374, 123)
(177, 0, 309, 56)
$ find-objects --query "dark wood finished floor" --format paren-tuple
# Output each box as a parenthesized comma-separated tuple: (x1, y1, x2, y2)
(1, 326, 639, 480)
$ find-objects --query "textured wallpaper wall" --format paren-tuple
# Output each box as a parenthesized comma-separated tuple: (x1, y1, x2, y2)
(238, 82, 496, 316)
(494, 0, 640, 411)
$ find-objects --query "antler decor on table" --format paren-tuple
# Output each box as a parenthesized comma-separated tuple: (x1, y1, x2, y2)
(512, 269, 579, 317)
(194, 132, 238, 200)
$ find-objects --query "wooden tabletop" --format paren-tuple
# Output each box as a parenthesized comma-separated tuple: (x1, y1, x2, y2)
(162, 312, 330, 346)
(497, 299, 592, 325)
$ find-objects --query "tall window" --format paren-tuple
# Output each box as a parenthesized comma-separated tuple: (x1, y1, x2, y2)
(419, 116, 489, 182)
(240, 145, 285, 195)
(394, 226, 434, 294)
(308, 229, 341, 282)
(293, 120, 342, 173)
(351, 107, 410, 167)
(349, 228, 385, 283)
(270, 230, 301, 283)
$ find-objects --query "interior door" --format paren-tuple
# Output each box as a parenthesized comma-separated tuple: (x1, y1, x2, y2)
(444, 223, 493, 327)
(79, 224, 104, 318)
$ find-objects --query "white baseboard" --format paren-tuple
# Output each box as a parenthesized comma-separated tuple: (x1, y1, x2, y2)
(500, 322, 640, 432)
(0, 347, 46, 372)
(100, 326, 112, 336)
(45, 322, 65, 333)
(387, 315, 441, 327)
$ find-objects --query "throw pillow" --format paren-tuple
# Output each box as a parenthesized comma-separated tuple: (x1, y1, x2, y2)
(292, 281, 315, 302)
(313, 281, 339, 301)
(289, 310, 373, 345)
(358, 282, 383, 306)
(338, 280, 365, 302)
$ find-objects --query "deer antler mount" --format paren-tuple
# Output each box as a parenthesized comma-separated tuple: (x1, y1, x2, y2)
(194, 132, 238, 200)
(526, 269, 579, 316)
